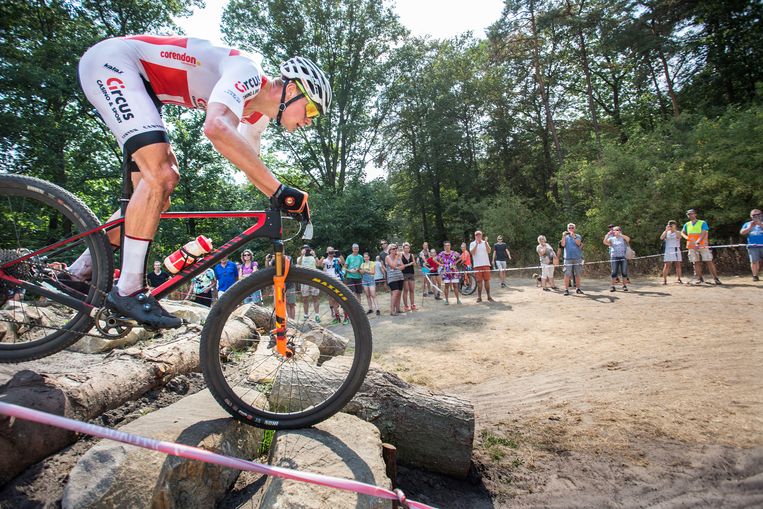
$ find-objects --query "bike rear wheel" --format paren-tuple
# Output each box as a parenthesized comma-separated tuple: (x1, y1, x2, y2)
(0, 174, 113, 362)
(200, 266, 372, 430)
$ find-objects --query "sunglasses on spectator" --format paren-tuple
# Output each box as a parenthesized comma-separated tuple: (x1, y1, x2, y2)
(294, 81, 320, 119)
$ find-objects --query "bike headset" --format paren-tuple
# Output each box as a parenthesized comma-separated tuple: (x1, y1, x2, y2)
(275, 56, 332, 126)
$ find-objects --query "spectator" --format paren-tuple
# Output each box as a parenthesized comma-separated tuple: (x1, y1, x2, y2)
(418, 242, 432, 297)
(146, 260, 169, 289)
(460, 242, 473, 289)
(374, 255, 386, 290)
(561, 223, 584, 296)
(343, 243, 364, 301)
(385, 243, 405, 316)
(322, 247, 348, 324)
(238, 249, 262, 304)
(492, 235, 511, 288)
(470, 230, 493, 302)
(297, 245, 321, 322)
(603, 226, 630, 292)
(360, 252, 380, 316)
(377, 240, 389, 280)
(185, 268, 215, 307)
(400, 242, 417, 311)
(681, 209, 722, 285)
(604, 224, 621, 283)
(437, 241, 462, 305)
(660, 220, 683, 284)
(740, 208, 763, 282)
(213, 255, 238, 298)
(425, 248, 442, 300)
(536, 235, 557, 291)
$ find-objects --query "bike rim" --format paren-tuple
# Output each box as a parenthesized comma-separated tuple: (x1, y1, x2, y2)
(203, 269, 371, 427)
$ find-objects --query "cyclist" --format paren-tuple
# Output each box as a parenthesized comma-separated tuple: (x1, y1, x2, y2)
(74, 35, 331, 328)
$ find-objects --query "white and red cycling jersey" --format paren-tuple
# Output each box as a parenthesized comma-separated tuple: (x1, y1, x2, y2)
(79, 35, 270, 157)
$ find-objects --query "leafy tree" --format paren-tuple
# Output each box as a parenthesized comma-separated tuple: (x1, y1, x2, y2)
(221, 0, 407, 192)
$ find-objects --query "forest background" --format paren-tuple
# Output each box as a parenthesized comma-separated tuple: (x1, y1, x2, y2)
(1, 0, 762, 266)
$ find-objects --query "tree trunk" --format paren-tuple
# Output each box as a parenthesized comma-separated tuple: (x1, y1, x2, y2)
(648, 56, 669, 118)
(409, 128, 429, 240)
(529, 0, 568, 209)
(270, 359, 475, 479)
(650, 21, 680, 117)
(530, 0, 564, 168)
(567, 0, 601, 151)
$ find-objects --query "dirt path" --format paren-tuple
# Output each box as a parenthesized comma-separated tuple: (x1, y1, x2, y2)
(1, 276, 761, 507)
(368, 275, 763, 507)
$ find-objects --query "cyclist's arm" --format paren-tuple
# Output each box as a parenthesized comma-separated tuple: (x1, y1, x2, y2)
(203, 102, 280, 196)
(238, 122, 263, 158)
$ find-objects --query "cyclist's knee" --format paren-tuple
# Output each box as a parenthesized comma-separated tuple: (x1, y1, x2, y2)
(141, 164, 179, 198)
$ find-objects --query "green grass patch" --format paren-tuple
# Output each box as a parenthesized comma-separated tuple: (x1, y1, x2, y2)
(481, 429, 518, 449)
(258, 429, 275, 457)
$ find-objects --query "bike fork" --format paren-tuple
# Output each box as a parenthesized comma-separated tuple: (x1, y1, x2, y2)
(271, 241, 292, 358)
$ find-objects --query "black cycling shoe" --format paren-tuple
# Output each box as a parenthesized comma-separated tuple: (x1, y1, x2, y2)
(105, 288, 182, 329)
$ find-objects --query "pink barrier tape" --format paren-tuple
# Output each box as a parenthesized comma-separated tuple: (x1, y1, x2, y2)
(0, 402, 437, 509)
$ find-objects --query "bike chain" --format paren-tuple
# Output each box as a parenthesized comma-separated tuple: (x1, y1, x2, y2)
(0, 258, 124, 341)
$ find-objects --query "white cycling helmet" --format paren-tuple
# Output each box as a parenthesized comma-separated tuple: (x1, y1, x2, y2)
(279, 56, 332, 117)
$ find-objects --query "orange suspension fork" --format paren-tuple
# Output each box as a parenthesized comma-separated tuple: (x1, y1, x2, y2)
(272, 250, 292, 357)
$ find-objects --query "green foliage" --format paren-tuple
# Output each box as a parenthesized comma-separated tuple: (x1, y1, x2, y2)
(222, 0, 407, 191)
(559, 102, 763, 260)
(1, 0, 761, 272)
(477, 188, 557, 266)
(307, 179, 394, 255)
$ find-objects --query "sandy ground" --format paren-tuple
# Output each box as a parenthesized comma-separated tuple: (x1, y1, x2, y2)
(1, 274, 761, 508)
(366, 274, 763, 507)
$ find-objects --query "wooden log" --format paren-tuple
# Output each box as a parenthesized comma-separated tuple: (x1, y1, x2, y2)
(269, 359, 475, 479)
(0, 329, 203, 484)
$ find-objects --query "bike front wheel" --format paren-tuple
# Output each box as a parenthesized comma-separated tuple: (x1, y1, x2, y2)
(200, 266, 372, 430)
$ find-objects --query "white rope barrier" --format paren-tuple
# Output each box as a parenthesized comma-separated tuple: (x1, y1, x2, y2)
(415, 242, 759, 296)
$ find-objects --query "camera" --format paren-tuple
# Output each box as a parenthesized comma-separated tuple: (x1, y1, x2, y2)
(304, 248, 312, 256)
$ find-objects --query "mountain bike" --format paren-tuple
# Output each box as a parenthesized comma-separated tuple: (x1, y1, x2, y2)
(0, 173, 372, 430)
(458, 263, 476, 296)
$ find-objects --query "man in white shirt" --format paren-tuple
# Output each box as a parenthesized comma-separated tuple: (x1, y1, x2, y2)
(469, 230, 494, 302)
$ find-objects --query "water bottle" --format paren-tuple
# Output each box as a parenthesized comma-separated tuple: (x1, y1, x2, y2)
(164, 236, 213, 274)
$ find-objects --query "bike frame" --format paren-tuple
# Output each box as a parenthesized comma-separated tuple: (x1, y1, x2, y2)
(0, 208, 294, 354)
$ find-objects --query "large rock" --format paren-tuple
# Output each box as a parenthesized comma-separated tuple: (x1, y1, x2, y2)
(257, 412, 390, 509)
(62, 389, 265, 509)
(162, 300, 210, 324)
(270, 358, 475, 479)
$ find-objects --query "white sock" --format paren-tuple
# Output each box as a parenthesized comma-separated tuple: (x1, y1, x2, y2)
(69, 249, 92, 281)
(116, 235, 150, 296)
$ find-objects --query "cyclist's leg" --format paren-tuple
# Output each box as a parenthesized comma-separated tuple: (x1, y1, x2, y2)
(79, 39, 180, 327)
(116, 143, 178, 296)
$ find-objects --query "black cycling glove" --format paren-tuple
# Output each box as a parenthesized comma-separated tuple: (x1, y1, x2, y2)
(272, 184, 309, 215)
